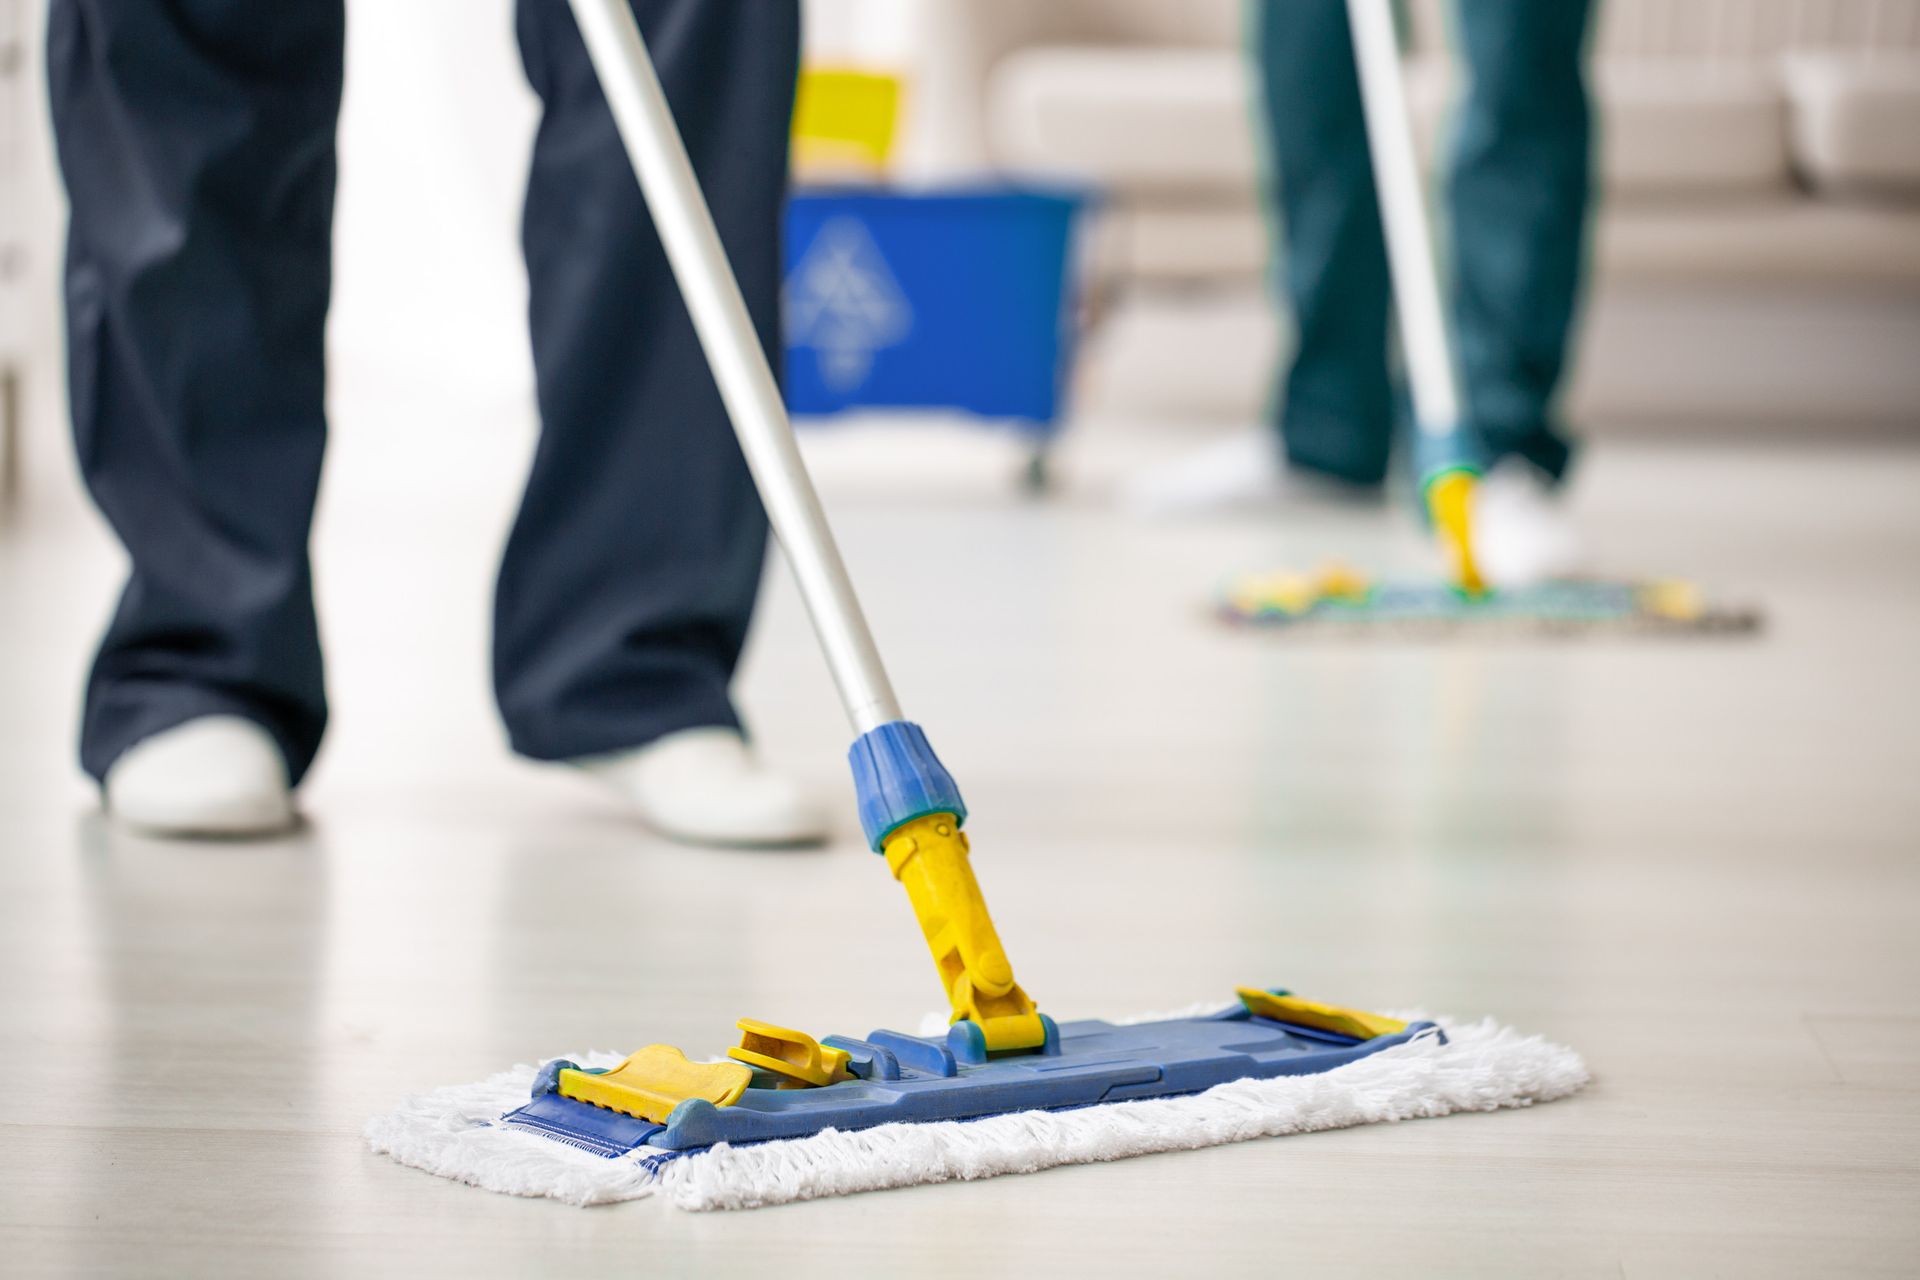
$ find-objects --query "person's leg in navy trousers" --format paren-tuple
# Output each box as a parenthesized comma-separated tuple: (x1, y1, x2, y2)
(49, 0, 344, 783)
(500, 0, 796, 762)
(48, 0, 796, 786)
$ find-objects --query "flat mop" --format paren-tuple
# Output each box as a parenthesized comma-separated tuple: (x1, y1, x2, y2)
(1220, 0, 1758, 638)
(367, 0, 1587, 1208)
(1221, 564, 1762, 637)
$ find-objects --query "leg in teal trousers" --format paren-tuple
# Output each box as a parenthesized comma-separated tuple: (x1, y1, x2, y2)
(1251, 0, 1594, 487)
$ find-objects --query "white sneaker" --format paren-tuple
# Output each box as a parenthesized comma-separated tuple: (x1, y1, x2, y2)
(574, 727, 830, 848)
(104, 715, 297, 838)
(1473, 460, 1583, 589)
(1120, 428, 1379, 518)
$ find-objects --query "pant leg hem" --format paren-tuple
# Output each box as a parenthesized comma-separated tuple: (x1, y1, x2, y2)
(82, 690, 310, 786)
(1482, 426, 1577, 485)
(505, 694, 747, 765)
(1280, 424, 1393, 488)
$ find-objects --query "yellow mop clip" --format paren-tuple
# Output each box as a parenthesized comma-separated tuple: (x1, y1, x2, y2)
(1426, 469, 1488, 598)
(556, 1045, 752, 1123)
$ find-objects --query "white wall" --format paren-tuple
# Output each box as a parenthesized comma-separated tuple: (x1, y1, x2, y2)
(8, 0, 62, 501)
(330, 1, 538, 421)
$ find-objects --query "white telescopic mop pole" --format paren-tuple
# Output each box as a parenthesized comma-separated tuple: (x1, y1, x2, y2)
(563, 0, 904, 734)
(1344, 0, 1486, 592)
(1345, 0, 1460, 436)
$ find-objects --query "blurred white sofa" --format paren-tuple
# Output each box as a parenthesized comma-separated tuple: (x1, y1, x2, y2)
(840, 0, 1920, 431)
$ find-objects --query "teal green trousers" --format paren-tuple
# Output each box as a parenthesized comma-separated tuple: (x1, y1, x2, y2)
(1252, 0, 1594, 486)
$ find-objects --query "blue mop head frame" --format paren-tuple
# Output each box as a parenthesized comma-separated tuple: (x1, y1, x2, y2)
(503, 1004, 1441, 1156)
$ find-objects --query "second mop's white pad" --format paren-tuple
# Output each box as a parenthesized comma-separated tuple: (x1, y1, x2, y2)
(365, 1012, 1587, 1211)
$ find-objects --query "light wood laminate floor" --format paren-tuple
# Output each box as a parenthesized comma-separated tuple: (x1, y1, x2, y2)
(2, 429, 1916, 1276)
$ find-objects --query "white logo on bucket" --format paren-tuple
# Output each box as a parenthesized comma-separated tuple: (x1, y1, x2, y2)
(785, 216, 912, 391)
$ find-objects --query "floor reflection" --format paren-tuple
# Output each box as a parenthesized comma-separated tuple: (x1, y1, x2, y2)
(52, 812, 328, 1268)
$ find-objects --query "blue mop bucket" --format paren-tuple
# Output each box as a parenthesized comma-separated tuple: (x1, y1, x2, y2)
(782, 186, 1086, 432)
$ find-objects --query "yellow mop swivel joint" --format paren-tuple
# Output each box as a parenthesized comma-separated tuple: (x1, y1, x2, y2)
(850, 722, 1051, 1058)
(884, 814, 1046, 1053)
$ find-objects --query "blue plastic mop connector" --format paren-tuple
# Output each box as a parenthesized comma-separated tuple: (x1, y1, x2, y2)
(1413, 422, 1483, 495)
(848, 720, 967, 851)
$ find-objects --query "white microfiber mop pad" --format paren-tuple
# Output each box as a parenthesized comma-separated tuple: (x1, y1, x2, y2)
(365, 1010, 1587, 1211)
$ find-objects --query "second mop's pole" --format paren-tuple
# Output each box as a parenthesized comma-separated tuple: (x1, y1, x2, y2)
(1345, 0, 1487, 594)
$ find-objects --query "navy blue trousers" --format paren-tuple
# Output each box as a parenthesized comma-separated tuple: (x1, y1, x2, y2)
(49, 0, 798, 784)
(1253, 0, 1593, 486)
